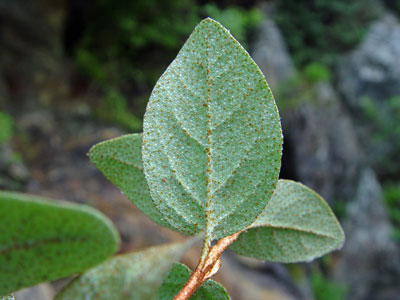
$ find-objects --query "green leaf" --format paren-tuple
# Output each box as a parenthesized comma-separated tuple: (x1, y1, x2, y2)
(55, 240, 196, 300)
(158, 263, 230, 300)
(230, 180, 345, 263)
(142, 18, 282, 239)
(89, 133, 169, 228)
(0, 191, 119, 295)
(0, 294, 14, 300)
(0, 112, 14, 145)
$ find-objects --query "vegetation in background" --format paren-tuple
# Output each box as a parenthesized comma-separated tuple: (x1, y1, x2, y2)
(75, 0, 199, 88)
(74, 1, 262, 130)
(360, 96, 400, 178)
(0, 112, 14, 145)
(74, 0, 200, 130)
(202, 4, 263, 47)
(274, 0, 379, 67)
(0, 112, 27, 190)
(383, 182, 400, 241)
(311, 270, 347, 300)
(1, 17, 345, 300)
(95, 88, 142, 131)
(303, 62, 331, 83)
(332, 199, 347, 220)
(382, 0, 400, 16)
(275, 75, 312, 114)
(275, 64, 332, 114)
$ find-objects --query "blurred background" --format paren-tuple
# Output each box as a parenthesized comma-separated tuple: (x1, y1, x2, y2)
(1, 0, 400, 299)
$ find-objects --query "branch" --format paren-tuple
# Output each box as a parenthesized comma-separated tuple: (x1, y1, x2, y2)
(173, 231, 241, 300)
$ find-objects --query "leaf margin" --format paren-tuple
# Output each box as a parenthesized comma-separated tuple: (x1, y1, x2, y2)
(229, 179, 345, 263)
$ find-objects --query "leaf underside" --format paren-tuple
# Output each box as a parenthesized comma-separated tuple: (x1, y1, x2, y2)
(89, 134, 169, 228)
(230, 180, 345, 263)
(0, 191, 119, 295)
(55, 241, 195, 300)
(142, 18, 282, 240)
(158, 263, 230, 300)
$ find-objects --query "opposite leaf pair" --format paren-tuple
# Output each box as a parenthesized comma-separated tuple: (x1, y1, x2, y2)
(0, 190, 201, 300)
(88, 18, 344, 299)
(0, 18, 344, 300)
(90, 133, 344, 264)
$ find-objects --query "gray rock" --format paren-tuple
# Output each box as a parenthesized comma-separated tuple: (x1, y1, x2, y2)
(281, 82, 361, 203)
(346, 168, 394, 253)
(335, 168, 400, 299)
(14, 283, 54, 300)
(251, 8, 295, 89)
(249, 13, 400, 299)
(220, 254, 304, 300)
(338, 13, 400, 109)
(282, 80, 400, 299)
(337, 13, 400, 177)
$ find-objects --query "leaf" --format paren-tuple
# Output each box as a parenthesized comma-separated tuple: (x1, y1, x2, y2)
(55, 240, 196, 300)
(142, 18, 282, 239)
(89, 133, 169, 228)
(0, 112, 14, 145)
(230, 180, 345, 263)
(0, 294, 14, 300)
(158, 263, 230, 300)
(0, 191, 119, 295)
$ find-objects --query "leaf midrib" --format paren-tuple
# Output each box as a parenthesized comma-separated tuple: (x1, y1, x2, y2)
(250, 223, 341, 241)
(99, 152, 143, 171)
(0, 236, 98, 255)
(205, 22, 214, 238)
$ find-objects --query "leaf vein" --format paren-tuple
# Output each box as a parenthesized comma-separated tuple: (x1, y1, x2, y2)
(251, 224, 339, 240)
(167, 108, 205, 148)
(210, 135, 261, 196)
(158, 137, 202, 207)
(151, 187, 195, 227)
(205, 24, 214, 238)
(103, 155, 143, 171)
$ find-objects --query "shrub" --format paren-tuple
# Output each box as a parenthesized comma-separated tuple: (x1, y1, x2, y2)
(303, 62, 331, 83)
(274, 0, 378, 67)
(383, 181, 400, 241)
(311, 270, 347, 300)
(1, 18, 344, 300)
(360, 96, 400, 178)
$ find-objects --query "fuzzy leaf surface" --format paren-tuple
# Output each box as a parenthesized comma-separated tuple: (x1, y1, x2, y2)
(55, 240, 195, 300)
(89, 133, 168, 227)
(0, 191, 119, 295)
(142, 18, 282, 239)
(230, 180, 345, 263)
(158, 263, 230, 300)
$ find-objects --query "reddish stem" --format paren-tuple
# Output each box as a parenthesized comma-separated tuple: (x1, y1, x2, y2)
(173, 231, 241, 300)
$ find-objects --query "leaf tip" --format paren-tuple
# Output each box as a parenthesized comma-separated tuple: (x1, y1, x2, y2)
(198, 17, 225, 31)
(87, 143, 98, 161)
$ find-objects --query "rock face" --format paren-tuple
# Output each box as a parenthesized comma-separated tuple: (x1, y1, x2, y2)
(14, 283, 54, 300)
(337, 13, 400, 178)
(282, 78, 400, 300)
(280, 82, 361, 203)
(338, 13, 400, 110)
(251, 10, 295, 90)
(0, 0, 69, 106)
(1, 2, 399, 299)
(336, 168, 400, 300)
(252, 11, 400, 300)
